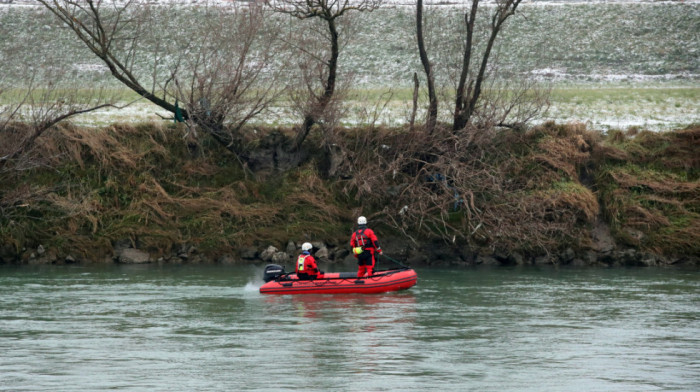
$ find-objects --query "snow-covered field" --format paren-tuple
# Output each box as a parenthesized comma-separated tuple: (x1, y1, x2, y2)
(1, 0, 698, 131)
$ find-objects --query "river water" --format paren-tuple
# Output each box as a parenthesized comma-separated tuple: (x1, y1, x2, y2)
(1, 264, 697, 391)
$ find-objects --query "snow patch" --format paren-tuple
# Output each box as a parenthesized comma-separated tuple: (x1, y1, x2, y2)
(72, 63, 109, 73)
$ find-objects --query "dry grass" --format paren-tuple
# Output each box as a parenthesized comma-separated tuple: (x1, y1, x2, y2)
(1, 119, 697, 260)
(0, 122, 351, 258)
(595, 126, 700, 255)
(531, 135, 591, 179)
(333, 121, 605, 254)
(333, 120, 695, 257)
(0, 122, 32, 157)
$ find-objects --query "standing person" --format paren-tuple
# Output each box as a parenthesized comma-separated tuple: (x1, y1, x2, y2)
(351, 216, 382, 278)
(296, 242, 322, 280)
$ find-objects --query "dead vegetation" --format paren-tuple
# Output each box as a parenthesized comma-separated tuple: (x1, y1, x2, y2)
(1, 120, 697, 260)
(0, 122, 347, 259)
(336, 120, 601, 255)
(594, 125, 699, 255)
(335, 120, 696, 258)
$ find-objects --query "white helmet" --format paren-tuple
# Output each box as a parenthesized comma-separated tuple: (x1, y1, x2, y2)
(301, 242, 313, 251)
(357, 216, 367, 225)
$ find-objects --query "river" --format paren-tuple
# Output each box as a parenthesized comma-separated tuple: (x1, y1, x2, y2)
(1, 264, 698, 391)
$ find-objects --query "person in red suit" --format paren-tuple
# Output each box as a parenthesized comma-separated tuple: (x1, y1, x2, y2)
(350, 216, 382, 278)
(296, 242, 322, 280)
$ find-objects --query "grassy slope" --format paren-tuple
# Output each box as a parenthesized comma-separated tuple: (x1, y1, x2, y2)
(593, 127, 699, 255)
(0, 123, 352, 260)
(1, 122, 697, 261)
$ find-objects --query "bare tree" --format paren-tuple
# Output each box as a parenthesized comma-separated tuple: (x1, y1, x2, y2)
(474, 75, 550, 129)
(36, 1, 286, 158)
(272, 0, 382, 150)
(0, 72, 117, 172)
(36, 1, 179, 115)
(452, 0, 523, 131)
(416, 1, 542, 132)
(169, 5, 288, 153)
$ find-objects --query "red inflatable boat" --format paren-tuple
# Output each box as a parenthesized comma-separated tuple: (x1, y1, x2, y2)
(259, 265, 418, 295)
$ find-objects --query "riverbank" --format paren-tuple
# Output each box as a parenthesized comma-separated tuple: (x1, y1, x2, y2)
(1, 121, 697, 267)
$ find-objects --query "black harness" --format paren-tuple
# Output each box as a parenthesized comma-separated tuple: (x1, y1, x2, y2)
(355, 228, 375, 249)
(354, 228, 375, 263)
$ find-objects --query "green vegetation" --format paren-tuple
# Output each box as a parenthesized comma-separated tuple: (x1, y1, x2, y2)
(549, 88, 699, 106)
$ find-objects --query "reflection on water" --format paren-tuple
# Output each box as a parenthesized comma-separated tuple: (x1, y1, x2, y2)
(0, 264, 698, 391)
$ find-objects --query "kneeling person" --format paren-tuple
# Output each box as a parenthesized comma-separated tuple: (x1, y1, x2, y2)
(296, 242, 323, 280)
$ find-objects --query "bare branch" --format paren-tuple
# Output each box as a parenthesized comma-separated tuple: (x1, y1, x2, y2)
(37, 1, 288, 160)
(37, 0, 181, 117)
(0, 70, 122, 172)
(271, 0, 382, 21)
(274, 0, 382, 150)
(453, 0, 525, 131)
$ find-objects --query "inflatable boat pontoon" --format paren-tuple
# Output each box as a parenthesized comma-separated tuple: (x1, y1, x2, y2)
(259, 264, 417, 295)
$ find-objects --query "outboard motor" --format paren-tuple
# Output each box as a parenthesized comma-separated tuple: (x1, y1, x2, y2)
(263, 264, 286, 283)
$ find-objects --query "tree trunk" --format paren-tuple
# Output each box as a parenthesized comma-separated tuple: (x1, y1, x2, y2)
(325, 18, 339, 104)
(410, 72, 419, 130)
(416, 0, 437, 134)
(294, 115, 316, 151)
(293, 17, 340, 151)
(453, 0, 479, 131)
